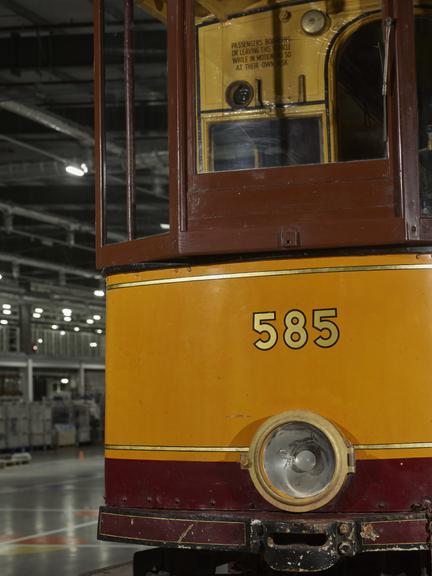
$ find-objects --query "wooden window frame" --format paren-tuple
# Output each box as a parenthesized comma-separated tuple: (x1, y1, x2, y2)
(95, 0, 427, 269)
(95, 0, 184, 268)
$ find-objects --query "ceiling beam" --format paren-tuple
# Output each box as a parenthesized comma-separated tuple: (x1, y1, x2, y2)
(0, 251, 101, 280)
(0, 200, 124, 242)
(0, 0, 52, 25)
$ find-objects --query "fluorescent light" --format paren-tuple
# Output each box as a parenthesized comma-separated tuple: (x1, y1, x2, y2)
(51, 324, 58, 330)
(96, 329, 103, 335)
(61, 378, 69, 384)
(2, 304, 11, 310)
(64, 316, 71, 322)
(62, 308, 72, 316)
(60, 330, 66, 336)
(89, 342, 98, 348)
(81, 163, 89, 174)
(93, 314, 101, 321)
(34, 307, 43, 314)
(65, 164, 85, 177)
(94, 289, 105, 298)
(33, 312, 41, 319)
(3, 309, 11, 316)
(74, 327, 80, 332)
(86, 318, 94, 325)
(37, 338, 43, 344)
(160, 223, 170, 230)
(0, 319, 8, 325)
(0, 274, 2, 280)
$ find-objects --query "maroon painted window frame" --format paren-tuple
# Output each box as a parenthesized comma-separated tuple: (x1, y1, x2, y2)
(94, 0, 428, 269)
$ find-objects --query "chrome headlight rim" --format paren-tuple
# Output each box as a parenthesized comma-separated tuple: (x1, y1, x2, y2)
(249, 411, 354, 513)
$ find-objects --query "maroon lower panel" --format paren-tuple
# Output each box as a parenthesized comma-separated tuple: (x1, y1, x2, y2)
(361, 519, 428, 547)
(99, 511, 247, 547)
(105, 457, 432, 513)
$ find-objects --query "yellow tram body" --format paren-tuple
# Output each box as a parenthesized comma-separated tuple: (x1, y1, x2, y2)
(95, 0, 432, 572)
(105, 252, 432, 465)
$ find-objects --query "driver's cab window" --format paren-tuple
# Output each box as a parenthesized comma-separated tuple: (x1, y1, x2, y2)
(416, 3, 432, 215)
(195, 1, 385, 174)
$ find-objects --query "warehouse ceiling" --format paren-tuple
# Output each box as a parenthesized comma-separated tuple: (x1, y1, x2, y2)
(0, 0, 168, 312)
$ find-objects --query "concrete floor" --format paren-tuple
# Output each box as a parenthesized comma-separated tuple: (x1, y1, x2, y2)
(0, 447, 141, 576)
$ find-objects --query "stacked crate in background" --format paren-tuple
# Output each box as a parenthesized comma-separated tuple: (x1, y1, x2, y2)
(0, 400, 96, 452)
(5, 402, 29, 450)
(29, 402, 52, 448)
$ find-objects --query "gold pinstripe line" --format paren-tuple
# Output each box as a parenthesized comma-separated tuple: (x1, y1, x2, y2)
(107, 264, 432, 291)
(105, 444, 249, 452)
(354, 442, 432, 450)
(105, 442, 432, 453)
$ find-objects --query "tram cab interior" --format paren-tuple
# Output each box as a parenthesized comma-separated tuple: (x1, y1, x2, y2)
(95, 1, 432, 575)
(97, 0, 432, 261)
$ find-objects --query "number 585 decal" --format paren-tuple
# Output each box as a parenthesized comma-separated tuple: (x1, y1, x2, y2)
(253, 309, 339, 351)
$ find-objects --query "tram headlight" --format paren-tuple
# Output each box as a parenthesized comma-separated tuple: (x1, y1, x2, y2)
(249, 411, 354, 512)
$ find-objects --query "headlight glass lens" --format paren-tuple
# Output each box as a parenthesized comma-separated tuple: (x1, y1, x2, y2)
(263, 421, 336, 499)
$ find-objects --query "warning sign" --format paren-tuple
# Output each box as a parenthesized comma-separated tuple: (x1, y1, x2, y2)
(231, 37, 292, 71)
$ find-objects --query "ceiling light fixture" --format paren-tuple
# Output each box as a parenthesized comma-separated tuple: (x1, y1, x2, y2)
(65, 164, 86, 177)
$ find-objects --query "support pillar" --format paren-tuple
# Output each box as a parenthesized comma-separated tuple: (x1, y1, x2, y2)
(19, 303, 32, 354)
(78, 363, 85, 397)
(22, 358, 33, 402)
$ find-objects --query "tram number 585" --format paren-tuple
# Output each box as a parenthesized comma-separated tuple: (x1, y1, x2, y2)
(252, 309, 339, 351)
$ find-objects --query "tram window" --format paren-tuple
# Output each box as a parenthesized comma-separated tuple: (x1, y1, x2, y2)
(416, 14, 432, 216)
(210, 117, 322, 172)
(335, 20, 386, 162)
(195, 1, 384, 174)
(103, 0, 128, 243)
(133, 3, 169, 239)
(102, 0, 169, 244)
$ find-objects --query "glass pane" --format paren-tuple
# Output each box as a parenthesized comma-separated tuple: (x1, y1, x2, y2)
(103, 0, 169, 244)
(335, 20, 386, 161)
(195, 1, 385, 174)
(211, 117, 322, 172)
(104, 0, 127, 243)
(134, 2, 169, 239)
(416, 5, 432, 215)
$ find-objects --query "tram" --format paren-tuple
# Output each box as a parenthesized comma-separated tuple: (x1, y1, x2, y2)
(94, 1, 432, 574)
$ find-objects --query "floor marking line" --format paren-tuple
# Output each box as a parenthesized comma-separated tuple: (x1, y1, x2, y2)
(0, 520, 98, 548)
(1, 544, 142, 549)
(0, 474, 104, 495)
(0, 508, 99, 513)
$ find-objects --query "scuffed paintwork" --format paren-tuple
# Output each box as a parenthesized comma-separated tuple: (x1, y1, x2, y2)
(360, 523, 380, 542)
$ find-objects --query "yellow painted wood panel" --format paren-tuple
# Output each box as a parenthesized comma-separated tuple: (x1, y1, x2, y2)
(105, 254, 432, 461)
